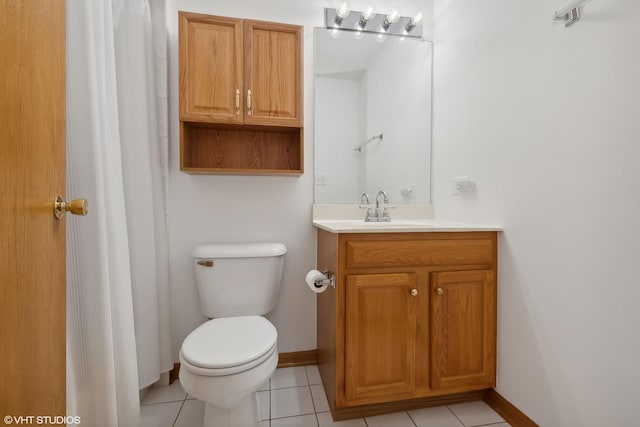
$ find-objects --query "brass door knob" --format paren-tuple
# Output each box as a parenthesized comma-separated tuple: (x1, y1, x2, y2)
(410, 288, 418, 297)
(435, 287, 444, 296)
(54, 195, 88, 219)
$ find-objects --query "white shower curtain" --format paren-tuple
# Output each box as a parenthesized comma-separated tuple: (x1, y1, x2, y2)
(112, 0, 173, 390)
(66, 0, 170, 425)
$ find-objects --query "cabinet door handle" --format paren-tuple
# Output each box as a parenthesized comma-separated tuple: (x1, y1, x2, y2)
(247, 89, 252, 116)
(410, 288, 418, 297)
(435, 287, 444, 296)
(235, 89, 240, 115)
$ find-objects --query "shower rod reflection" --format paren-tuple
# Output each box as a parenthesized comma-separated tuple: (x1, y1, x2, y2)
(354, 133, 383, 152)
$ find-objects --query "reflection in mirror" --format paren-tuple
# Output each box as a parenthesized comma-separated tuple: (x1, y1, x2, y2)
(314, 28, 432, 204)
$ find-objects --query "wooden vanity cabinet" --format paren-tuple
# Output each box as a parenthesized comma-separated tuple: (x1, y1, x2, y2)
(178, 12, 303, 175)
(317, 230, 497, 420)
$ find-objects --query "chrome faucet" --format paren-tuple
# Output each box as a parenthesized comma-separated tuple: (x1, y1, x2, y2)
(359, 191, 392, 222)
(375, 190, 391, 222)
(375, 190, 388, 209)
(359, 193, 375, 222)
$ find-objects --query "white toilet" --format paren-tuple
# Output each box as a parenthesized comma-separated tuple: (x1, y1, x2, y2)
(179, 243, 286, 427)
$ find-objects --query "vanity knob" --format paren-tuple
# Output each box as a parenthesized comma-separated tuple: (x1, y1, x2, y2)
(410, 288, 418, 297)
(435, 287, 444, 296)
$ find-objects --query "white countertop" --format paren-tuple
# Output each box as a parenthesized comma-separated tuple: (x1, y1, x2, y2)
(313, 219, 503, 233)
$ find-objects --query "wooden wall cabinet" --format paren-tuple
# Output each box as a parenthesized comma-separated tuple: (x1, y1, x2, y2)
(178, 12, 303, 175)
(317, 231, 498, 420)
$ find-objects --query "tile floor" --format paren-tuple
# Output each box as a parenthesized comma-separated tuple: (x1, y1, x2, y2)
(140, 365, 510, 427)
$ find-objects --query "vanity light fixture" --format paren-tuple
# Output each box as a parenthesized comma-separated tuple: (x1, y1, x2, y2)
(324, 7, 423, 38)
(405, 12, 422, 33)
(334, 2, 350, 26)
(357, 6, 375, 29)
(382, 9, 400, 31)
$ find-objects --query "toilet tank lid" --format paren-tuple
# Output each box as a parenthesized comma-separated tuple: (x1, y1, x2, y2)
(192, 243, 287, 259)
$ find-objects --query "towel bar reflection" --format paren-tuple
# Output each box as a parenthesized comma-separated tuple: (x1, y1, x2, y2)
(354, 133, 383, 152)
(554, 0, 588, 27)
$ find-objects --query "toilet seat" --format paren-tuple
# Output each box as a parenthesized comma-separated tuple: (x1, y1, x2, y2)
(180, 316, 277, 376)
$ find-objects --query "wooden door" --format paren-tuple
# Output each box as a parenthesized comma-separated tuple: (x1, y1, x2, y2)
(179, 12, 243, 124)
(430, 270, 496, 390)
(345, 273, 417, 404)
(244, 20, 302, 127)
(0, 0, 66, 417)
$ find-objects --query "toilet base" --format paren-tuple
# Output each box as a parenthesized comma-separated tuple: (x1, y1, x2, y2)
(204, 393, 261, 427)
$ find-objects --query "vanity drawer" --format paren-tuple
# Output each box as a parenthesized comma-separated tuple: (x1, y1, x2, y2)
(345, 238, 494, 269)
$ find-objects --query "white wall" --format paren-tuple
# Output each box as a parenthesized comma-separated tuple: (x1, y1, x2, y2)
(432, 1, 640, 425)
(166, 0, 433, 358)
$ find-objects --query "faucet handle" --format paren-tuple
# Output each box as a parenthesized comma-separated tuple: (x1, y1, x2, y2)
(364, 207, 375, 222)
(381, 207, 392, 222)
(381, 204, 397, 221)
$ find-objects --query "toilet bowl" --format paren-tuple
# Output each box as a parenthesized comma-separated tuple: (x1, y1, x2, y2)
(179, 243, 286, 427)
(179, 316, 277, 427)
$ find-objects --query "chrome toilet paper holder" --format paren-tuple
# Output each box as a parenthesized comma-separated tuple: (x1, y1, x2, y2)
(316, 270, 336, 288)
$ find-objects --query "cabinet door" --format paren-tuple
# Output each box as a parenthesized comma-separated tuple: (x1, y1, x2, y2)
(345, 273, 416, 404)
(431, 270, 496, 390)
(243, 20, 302, 127)
(179, 13, 243, 123)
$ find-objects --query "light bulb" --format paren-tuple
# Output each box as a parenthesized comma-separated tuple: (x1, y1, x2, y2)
(387, 9, 400, 24)
(363, 6, 375, 20)
(405, 11, 422, 32)
(358, 6, 375, 29)
(336, 2, 350, 19)
(382, 8, 400, 31)
(334, 2, 350, 26)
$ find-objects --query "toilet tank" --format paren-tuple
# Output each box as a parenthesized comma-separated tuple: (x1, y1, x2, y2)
(192, 243, 286, 318)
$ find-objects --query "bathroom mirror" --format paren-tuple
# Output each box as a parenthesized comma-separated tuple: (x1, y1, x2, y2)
(314, 28, 432, 204)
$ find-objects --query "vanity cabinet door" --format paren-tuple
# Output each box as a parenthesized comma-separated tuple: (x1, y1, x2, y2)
(179, 13, 243, 124)
(243, 20, 303, 127)
(344, 273, 417, 404)
(430, 270, 496, 390)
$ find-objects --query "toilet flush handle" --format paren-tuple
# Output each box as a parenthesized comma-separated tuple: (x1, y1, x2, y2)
(197, 260, 214, 267)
